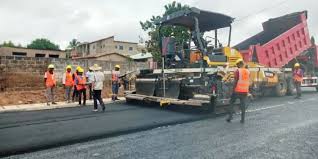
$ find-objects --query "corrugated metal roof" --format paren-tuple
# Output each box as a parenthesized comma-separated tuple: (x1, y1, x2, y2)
(130, 53, 153, 60)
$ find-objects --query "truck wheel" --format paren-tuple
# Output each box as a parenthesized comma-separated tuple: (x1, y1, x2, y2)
(274, 80, 287, 97)
(286, 79, 296, 96)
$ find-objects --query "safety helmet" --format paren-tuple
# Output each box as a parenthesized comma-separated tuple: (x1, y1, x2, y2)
(76, 66, 81, 71)
(66, 65, 72, 69)
(235, 59, 244, 65)
(115, 65, 120, 69)
(48, 64, 55, 69)
(78, 68, 84, 73)
(294, 63, 300, 67)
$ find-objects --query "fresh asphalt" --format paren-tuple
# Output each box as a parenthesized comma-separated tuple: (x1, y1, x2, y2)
(2, 88, 318, 158)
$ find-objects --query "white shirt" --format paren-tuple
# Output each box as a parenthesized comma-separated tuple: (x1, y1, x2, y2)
(86, 71, 94, 83)
(93, 71, 105, 90)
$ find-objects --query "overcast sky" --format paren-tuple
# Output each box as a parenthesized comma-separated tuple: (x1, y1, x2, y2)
(0, 0, 317, 49)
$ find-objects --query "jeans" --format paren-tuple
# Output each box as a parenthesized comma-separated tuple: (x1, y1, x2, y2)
(72, 85, 79, 101)
(112, 82, 119, 94)
(88, 84, 93, 100)
(78, 89, 86, 105)
(65, 86, 72, 101)
(46, 87, 55, 103)
(93, 90, 105, 110)
(227, 93, 247, 122)
(294, 81, 302, 98)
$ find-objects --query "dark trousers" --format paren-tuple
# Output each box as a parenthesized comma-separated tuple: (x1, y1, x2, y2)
(227, 93, 247, 122)
(294, 81, 302, 97)
(88, 84, 93, 100)
(72, 86, 79, 101)
(93, 90, 105, 109)
(78, 89, 86, 105)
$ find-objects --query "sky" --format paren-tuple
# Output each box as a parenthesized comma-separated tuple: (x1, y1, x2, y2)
(0, 0, 317, 49)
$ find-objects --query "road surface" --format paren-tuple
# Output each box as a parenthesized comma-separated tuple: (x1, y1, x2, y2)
(2, 89, 318, 158)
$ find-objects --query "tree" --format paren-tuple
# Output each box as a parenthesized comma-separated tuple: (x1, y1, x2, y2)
(68, 39, 80, 49)
(140, 1, 190, 61)
(27, 38, 60, 50)
(1, 41, 16, 47)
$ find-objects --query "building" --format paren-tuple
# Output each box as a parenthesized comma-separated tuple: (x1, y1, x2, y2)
(130, 52, 153, 62)
(74, 52, 131, 62)
(73, 36, 139, 57)
(0, 46, 66, 58)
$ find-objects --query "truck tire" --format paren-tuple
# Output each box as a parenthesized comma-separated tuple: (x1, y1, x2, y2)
(286, 79, 296, 96)
(274, 80, 287, 97)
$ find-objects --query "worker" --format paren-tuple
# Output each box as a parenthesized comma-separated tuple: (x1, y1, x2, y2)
(86, 68, 94, 100)
(90, 64, 106, 112)
(44, 64, 57, 106)
(72, 66, 80, 102)
(111, 65, 121, 101)
(76, 68, 87, 105)
(62, 65, 74, 103)
(226, 59, 250, 123)
(293, 63, 303, 99)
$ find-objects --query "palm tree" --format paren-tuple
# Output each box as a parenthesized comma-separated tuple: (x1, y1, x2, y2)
(68, 39, 80, 49)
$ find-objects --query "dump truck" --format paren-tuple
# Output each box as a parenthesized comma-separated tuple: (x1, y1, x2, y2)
(236, 11, 318, 92)
(125, 8, 316, 113)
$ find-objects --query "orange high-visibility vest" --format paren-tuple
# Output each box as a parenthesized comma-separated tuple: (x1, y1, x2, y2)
(112, 71, 120, 82)
(65, 72, 74, 87)
(235, 68, 250, 93)
(293, 69, 303, 82)
(76, 75, 86, 90)
(45, 71, 56, 88)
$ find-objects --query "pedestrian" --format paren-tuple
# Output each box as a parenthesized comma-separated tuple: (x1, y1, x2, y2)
(111, 65, 121, 101)
(72, 66, 80, 102)
(86, 68, 94, 100)
(90, 64, 106, 112)
(62, 65, 74, 103)
(76, 68, 87, 106)
(226, 59, 250, 124)
(293, 63, 304, 99)
(44, 64, 57, 106)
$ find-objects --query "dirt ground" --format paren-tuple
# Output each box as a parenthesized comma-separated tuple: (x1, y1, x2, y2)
(0, 86, 124, 106)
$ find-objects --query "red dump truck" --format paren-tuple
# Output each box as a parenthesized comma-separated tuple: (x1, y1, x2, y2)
(236, 11, 318, 91)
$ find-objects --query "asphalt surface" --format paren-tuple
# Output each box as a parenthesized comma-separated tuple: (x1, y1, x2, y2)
(2, 88, 318, 159)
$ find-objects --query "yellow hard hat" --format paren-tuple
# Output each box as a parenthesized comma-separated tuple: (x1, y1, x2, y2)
(115, 65, 120, 69)
(48, 64, 55, 69)
(235, 59, 244, 65)
(66, 65, 72, 69)
(76, 66, 81, 71)
(294, 63, 300, 67)
(78, 68, 84, 73)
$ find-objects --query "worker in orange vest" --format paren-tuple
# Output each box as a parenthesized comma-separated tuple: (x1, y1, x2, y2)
(111, 65, 121, 101)
(76, 68, 87, 105)
(293, 63, 303, 99)
(44, 64, 57, 106)
(226, 59, 250, 123)
(63, 65, 74, 103)
(72, 66, 80, 102)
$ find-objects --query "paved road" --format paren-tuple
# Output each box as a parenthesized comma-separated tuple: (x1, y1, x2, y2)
(3, 89, 318, 158)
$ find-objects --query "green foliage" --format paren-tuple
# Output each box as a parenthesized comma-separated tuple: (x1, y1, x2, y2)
(27, 38, 60, 50)
(140, 1, 190, 62)
(1, 41, 16, 47)
(68, 39, 80, 49)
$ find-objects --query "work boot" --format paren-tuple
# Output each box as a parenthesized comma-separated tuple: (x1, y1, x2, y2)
(52, 102, 57, 105)
(102, 105, 106, 112)
(92, 109, 98, 112)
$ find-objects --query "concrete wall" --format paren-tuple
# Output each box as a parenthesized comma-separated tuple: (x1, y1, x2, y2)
(0, 56, 148, 91)
(0, 47, 66, 58)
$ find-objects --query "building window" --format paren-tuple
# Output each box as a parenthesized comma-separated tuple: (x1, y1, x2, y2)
(119, 45, 124, 50)
(49, 54, 59, 58)
(115, 45, 118, 49)
(12, 52, 27, 57)
(35, 54, 45, 57)
(129, 47, 133, 51)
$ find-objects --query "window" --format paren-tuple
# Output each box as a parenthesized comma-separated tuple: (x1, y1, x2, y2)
(35, 54, 45, 57)
(115, 45, 118, 49)
(49, 54, 59, 58)
(119, 45, 124, 50)
(129, 47, 133, 51)
(12, 52, 27, 56)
